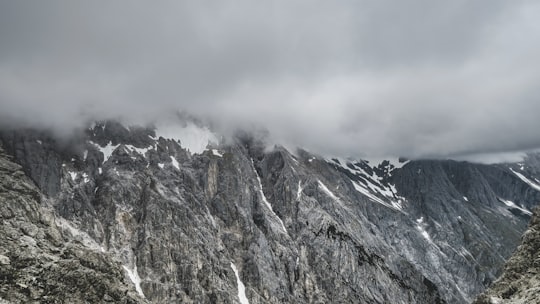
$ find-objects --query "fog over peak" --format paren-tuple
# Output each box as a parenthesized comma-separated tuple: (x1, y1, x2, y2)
(1, 0, 540, 161)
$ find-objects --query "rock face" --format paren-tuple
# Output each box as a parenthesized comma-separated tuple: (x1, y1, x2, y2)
(473, 207, 540, 304)
(0, 145, 145, 303)
(1, 121, 540, 303)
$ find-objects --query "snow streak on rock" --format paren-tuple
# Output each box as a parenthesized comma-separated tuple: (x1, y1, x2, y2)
(510, 168, 540, 192)
(327, 158, 405, 211)
(251, 159, 288, 234)
(498, 198, 532, 216)
(170, 156, 180, 169)
(123, 264, 145, 298)
(317, 180, 338, 201)
(230, 263, 249, 304)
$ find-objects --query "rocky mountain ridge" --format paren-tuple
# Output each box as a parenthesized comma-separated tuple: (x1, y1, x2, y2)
(1, 120, 540, 303)
(473, 206, 540, 304)
(0, 144, 145, 303)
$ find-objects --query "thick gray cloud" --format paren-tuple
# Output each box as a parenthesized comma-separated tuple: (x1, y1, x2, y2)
(1, 0, 540, 160)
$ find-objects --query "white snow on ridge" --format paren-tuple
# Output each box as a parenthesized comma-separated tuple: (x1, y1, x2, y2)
(363, 156, 410, 170)
(510, 168, 540, 192)
(327, 158, 406, 210)
(154, 122, 218, 155)
(123, 265, 145, 298)
(212, 149, 223, 157)
(125, 144, 153, 157)
(230, 263, 249, 304)
(352, 181, 402, 211)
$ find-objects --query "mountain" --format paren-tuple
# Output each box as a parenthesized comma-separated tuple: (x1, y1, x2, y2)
(0, 143, 145, 303)
(473, 206, 540, 304)
(1, 120, 540, 303)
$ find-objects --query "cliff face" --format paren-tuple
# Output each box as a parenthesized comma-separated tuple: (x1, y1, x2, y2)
(473, 207, 540, 304)
(1, 122, 540, 303)
(0, 145, 145, 304)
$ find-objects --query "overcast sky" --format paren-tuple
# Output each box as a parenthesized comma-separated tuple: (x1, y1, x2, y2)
(1, 0, 540, 161)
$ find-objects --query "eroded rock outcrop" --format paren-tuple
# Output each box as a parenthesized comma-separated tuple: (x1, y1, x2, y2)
(0, 145, 145, 304)
(474, 207, 540, 304)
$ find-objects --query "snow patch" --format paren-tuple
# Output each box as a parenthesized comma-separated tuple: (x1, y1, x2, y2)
(416, 225, 432, 242)
(463, 196, 469, 202)
(83, 150, 88, 161)
(510, 168, 540, 192)
(498, 198, 532, 216)
(68, 171, 77, 181)
(352, 181, 402, 211)
(212, 149, 223, 157)
(154, 121, 218, 154)
(363, 156, 410, 169)
(158, 163, 165, 169)
(251, 160, 288, 233)
(82, 173, 89, 183)
(90, 141, 119, 164)
(170, 156, 179, 169)
(230, 263, 249, 304)
(125, 144, 152, 157)
(317, 180, 338, 201)
(123, 265, 145, 298)
(36, 140, 42, 145)
(98, 167, 103, 175)
(297, 181, 303, 200)
(327, 158, 405, 210)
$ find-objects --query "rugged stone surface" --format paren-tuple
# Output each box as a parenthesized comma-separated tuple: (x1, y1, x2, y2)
(0, 144, 145, 304)
(473, 206, 540, 304)
(2, 121, 540, 303)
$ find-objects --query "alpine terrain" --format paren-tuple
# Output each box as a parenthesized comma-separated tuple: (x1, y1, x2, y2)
(1, 119, 540, 303)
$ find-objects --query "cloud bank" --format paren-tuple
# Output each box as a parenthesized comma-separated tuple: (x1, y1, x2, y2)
(1, 0, 540, 160)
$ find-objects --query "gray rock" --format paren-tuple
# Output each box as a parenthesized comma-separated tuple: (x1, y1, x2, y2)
(0, 144, 146, 304)
(2, 122, 540, 303)
(473, 207, 540, 304)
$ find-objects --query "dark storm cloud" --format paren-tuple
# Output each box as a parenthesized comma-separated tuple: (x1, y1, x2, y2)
(1, 0, 539, 160)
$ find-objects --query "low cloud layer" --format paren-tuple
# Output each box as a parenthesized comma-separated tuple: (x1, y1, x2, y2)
(1, 1, 540, 160)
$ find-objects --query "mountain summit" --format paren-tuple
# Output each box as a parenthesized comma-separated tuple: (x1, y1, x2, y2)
(1, 120, 540, 303)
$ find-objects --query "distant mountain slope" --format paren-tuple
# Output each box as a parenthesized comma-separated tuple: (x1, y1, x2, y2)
(1, 121, 540, 303)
